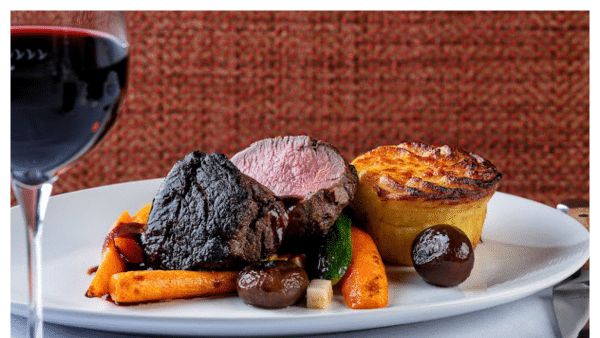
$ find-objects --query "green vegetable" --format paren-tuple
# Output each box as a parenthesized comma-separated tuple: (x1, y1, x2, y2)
(306, 212, 353, 285)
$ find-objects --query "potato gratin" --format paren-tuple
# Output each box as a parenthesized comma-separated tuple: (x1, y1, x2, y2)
(351, 142, 502, 266)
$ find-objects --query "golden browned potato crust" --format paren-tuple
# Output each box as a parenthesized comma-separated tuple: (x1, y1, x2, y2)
(351, 142, 502, 266)
(351, 142, 502, 205)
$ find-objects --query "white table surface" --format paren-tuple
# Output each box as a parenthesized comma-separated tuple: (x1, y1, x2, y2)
(12, 287, 575, 338)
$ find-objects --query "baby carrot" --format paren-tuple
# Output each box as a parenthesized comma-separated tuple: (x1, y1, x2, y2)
(339, 226, 388, 309)
(114, 237, 144, 264)
(131, 203, 152, 225)
(109, 270, 238, 304)
(86, 210, 132, 298)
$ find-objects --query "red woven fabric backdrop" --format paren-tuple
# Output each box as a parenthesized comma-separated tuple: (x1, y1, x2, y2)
(11, 11, 589, 207)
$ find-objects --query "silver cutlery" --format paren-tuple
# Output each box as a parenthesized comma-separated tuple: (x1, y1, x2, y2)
(554, 199, 590, 338)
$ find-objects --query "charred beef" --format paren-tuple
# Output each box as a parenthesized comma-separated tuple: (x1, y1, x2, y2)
(230, 136, 358, 253)
(141, 151, 288, 271)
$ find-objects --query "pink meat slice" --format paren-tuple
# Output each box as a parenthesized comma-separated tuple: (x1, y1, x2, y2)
(231, 136, 358, 253)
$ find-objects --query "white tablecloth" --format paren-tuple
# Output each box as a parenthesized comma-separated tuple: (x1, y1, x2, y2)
(12, 287, 585, 338)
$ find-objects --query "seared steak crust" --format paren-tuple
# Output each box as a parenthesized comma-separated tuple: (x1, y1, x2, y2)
(141, 151, 288, 271)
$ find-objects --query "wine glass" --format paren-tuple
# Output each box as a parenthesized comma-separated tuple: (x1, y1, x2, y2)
(11, 11, 129, 337)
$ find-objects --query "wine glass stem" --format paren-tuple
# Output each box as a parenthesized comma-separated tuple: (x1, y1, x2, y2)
(12, 179, 55, 338)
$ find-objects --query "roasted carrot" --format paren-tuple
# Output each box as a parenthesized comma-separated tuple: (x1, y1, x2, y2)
(86, 211, 132, 298)
(131, 203, 152, 225)
(339, 226, 388, 309)
(114, 237, 144, 264)
(108, 270, 238, 304)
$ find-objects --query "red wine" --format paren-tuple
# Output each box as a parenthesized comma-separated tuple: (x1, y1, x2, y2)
(11, 26, 128, 185)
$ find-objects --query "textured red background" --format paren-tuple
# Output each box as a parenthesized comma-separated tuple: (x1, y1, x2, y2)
(11, 11, 589, 207)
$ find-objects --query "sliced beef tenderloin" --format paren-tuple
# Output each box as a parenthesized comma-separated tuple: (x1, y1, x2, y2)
(141, 151, 288, 271)
(230, 136, 358, 253)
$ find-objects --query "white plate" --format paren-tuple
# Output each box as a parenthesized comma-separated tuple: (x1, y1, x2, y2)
(11, 179, 589, 337)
